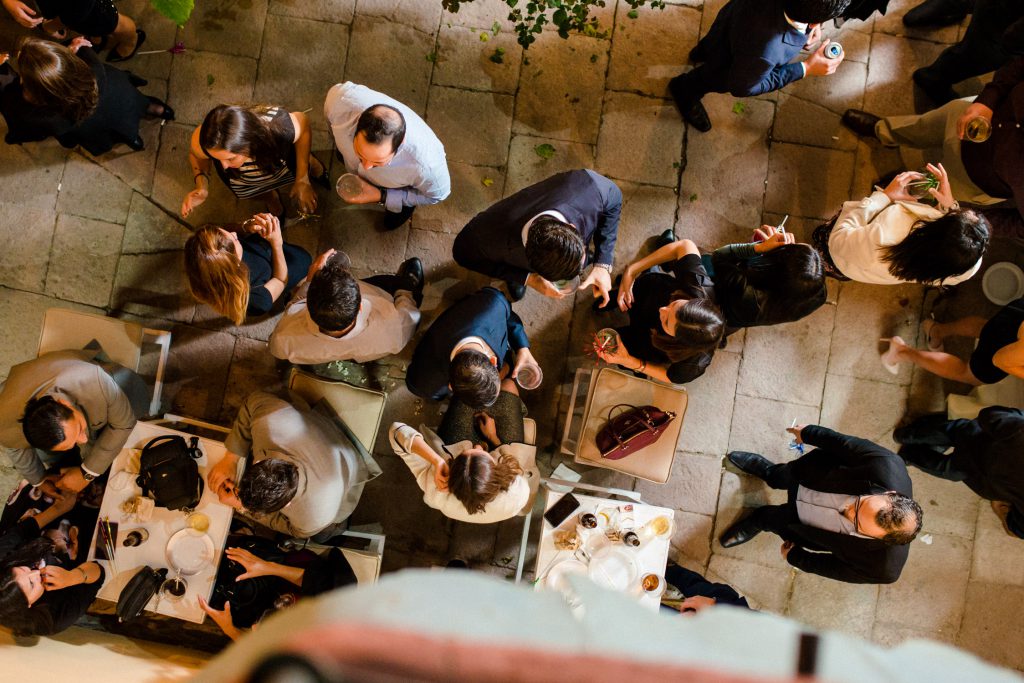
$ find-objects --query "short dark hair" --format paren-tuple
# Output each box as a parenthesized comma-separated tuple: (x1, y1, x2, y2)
(525, 217, 586, 282)
(449, 350, 500, 409)
(355, 104, 406, 153)
(783, 0, 852, 23)
(876, 493, 923, 545)
(307, 258, 361, 333)
(238, 459, 300, 514)
(882, 210, 990, 285)
(20, 396, 74, 450)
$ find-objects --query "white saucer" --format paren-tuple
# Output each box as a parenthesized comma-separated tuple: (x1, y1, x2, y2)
(165, 528, 214, 576)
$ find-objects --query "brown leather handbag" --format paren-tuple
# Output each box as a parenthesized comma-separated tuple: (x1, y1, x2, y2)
(595, 404, 676, 460)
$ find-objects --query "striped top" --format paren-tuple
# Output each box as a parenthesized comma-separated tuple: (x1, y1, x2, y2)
(206, 106, 297, 199)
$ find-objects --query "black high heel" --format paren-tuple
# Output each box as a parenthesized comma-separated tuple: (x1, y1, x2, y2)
(107, 28, 146, 62)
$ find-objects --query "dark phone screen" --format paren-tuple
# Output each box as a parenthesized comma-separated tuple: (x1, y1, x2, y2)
(543, 493, 580, 528)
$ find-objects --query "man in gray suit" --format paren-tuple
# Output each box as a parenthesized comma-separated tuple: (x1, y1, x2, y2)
(206, 391, 375, 539)
(0, 350, 139, 496)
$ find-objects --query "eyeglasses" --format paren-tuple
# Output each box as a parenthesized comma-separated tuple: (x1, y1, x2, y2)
(851, 496, 864, 535)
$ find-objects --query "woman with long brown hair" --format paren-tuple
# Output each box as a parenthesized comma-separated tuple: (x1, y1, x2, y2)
(181, 104, 328, 219)
(0, 36, 171, 155)
(597, 232, 726, 385)
(389, 378, 537, 524)
(184, 213, 311, 324)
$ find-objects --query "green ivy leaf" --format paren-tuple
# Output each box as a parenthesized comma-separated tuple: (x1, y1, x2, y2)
(589, 53, 597, 63)
(689, 193, 698, 202)
(149, 0, 194, 26)
(627, 9, 639, 18)
(534, 143, 556, 160)
(672, 161, 680, 169)
(492, 20, 501, 35)
(732, 101, 746, 115)
(489, 47, 506, 64)
(206, 73, 215, 86)
(426, 51, 438, 62)
(480, 32, 490, 42)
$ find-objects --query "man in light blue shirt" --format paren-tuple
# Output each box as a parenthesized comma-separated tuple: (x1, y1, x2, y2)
(324, 81, 451, 230)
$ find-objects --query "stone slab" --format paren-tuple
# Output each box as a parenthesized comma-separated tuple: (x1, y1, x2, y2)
(957, 582, 1024, 670)
(764, 142, 855, 220)
(253, 14, 350, 122)
(269, 0, 355, 24)
(513, 32, 609, 145)
(219, 337, 284, 422)
(0, 289, 102, 381)
(782, 59, 868, 117)
(876, 532, 971, 632)
(167, 51, 258, 128)
(773, 94, 860, 152)
(426, 86, 514, 167)
(736, 302, 836, 407)
(677, 350, 741, 458)
(873, 0, 963, 45)
(411, 162, 505, 233)
(863, 34, 948, 118)
(595, 91, 684, 187)
(122, 192, 192, 253)
(0, 138, 68, 212)
(504, 134, 596, 196)
(56, 155, 134, 225)
(827, 280, 924, 386)
(344, 16, 435, 114)
(819, 373, 908, 451)
(669, 510, 714, 569)
(908, 469, 979, 541)
(635, 453, 723, 517)
(356, 0, 444, 34)
(607, 181, 679, 269)
(163, 324, 236, 422)
(677, 95, 774, 249)
(45, 214, 125, 308)
(711, 470, 790, 569)
(0, 205, 56, 293)
(433, 25, 522, 94)
(86, 117, 162, 197)
(707, 553, 793, 612)
(727, 394, 821, 465)
(180, 0, 270, 59)
(110, 252, 196, 324)
(606, 3, 699, 98)
(787, 572, 879, 639)
(970, 499, 1024, 586)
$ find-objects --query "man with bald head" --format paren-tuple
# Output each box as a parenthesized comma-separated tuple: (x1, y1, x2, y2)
(324, 82, 451, 230)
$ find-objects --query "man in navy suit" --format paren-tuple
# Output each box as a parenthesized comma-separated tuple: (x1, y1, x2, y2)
(720, 423, 922, 584)
(669, 0, 851, 132)
(452, 169, 621, 303)
(406, 287, 534, 408)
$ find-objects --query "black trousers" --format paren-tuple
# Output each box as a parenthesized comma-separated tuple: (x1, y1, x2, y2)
(924, 0, 1024, 85)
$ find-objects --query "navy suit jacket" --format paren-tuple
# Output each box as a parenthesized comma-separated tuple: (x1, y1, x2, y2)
(452, 169, 622, 286)
(406, 287, 530, 401)
(780, 426, 914, 584)
(698, 0, 808, 97)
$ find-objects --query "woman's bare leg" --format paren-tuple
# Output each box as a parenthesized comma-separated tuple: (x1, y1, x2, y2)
(109, 14, 138, 58)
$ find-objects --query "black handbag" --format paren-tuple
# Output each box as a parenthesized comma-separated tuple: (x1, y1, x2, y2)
(116, 566, 167, 623)
(135, 435, 204, 511)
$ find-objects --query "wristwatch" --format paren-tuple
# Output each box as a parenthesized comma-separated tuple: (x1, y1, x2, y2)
(80, 467, 96, 482)
(377, 187, 388, 206)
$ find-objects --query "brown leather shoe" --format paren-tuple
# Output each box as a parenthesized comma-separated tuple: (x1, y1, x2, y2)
(841, 109, 881, 140)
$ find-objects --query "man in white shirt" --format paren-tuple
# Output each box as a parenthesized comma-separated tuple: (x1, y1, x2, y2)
(269, 249, 423, 368)
(324, 81, 451, 230)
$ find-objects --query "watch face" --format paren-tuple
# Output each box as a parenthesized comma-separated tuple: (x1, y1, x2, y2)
(81, 469, 95, 481)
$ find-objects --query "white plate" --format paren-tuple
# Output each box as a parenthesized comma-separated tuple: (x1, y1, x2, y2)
(587, 547, 638, 592)
(983, 262, 1024, 306)
(165, 528, 214, 576)
(543, 559, 589, 593)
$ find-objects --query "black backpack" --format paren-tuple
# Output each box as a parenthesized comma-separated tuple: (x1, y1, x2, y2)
(136, 435, 204, 511)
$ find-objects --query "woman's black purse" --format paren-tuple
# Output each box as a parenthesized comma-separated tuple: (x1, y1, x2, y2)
(135, 435, 204, 511)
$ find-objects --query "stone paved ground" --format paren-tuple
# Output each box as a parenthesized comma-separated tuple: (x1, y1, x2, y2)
(1, 0, 1023, 672)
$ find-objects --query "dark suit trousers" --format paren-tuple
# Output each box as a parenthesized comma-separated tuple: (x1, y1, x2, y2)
(894, 412, 971, 481)
(926, 0, 1024, 85)
(672, 64, 722, 104)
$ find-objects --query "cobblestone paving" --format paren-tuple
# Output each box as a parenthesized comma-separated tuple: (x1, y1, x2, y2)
(1, 0, 1022, 671)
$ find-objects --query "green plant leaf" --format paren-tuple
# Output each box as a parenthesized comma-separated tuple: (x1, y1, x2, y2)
(426, 51, 438, 62)
(482, 177, 494, 187)
(627, 9, 639, 18)
(149, 0, 195, 26)
(492, 20, 501, 35)
(206, 73, 215, 86)
(534, 143, 556, 160)
(689, 193, 698, 202)
(731, 101, 745, 115)
(480, 32, 490, 41)
(488, 47, 506, 64)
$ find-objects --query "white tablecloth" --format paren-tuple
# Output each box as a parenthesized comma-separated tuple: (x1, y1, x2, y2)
(534, 490, 672, 610)
(86, 421, 233, 623)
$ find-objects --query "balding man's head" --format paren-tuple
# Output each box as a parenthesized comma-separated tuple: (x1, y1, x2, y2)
(353, 104, 406, 168)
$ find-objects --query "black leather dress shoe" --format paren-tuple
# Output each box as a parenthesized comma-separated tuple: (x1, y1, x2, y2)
(841, 109, 881, 140)
(681, 100, 712, 133)
(507, 281, 526, 302)
(655, 229, 677, 250)
(902, 0, 970, 28)
(726, 451, 776, 481)
(397, 257, 424, 306)
(912, 67, 958, 106)
(720, 512, 764, 548)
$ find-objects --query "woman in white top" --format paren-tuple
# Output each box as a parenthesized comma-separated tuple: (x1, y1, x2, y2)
(816, 163, 989, 286)
(389, 379, 537, 524)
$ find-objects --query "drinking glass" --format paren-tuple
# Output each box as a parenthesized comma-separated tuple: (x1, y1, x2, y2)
(965, 117, 992, 143)
(336, 173, 363, 202)
(515, 362, 543, 390)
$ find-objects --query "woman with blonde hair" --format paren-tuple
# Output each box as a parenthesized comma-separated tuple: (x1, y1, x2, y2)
(0, 36, 171, 155)
(389, 379, 537, 524)
(184, 213, 311, 324)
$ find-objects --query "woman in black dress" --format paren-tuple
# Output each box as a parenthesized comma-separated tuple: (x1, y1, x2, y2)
(0, 493, 104, 638)
(0, 37, 172, 155)
(184, 212, 312, 324)
(182, 104, 328, 219)
(597, 234, 726, 385)
(1, 0, 145, 61)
